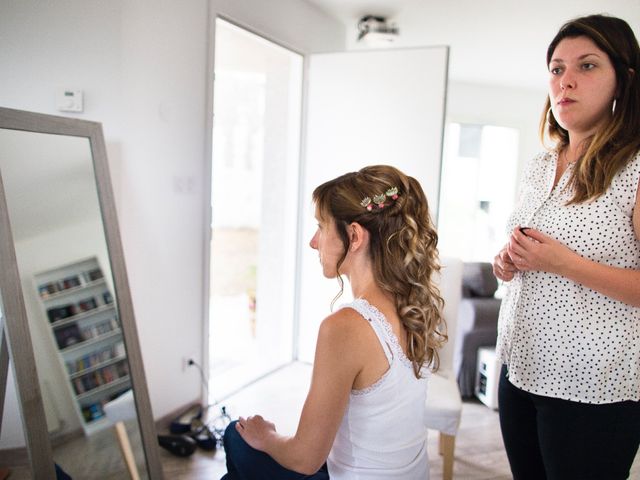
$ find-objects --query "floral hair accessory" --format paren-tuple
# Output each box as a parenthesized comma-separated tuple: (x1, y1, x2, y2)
(373, 193, 386, 208)
(360, 196, 373, 211)
(360, 186, 400, 210)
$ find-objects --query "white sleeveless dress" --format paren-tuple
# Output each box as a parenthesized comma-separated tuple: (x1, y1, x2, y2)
(327, 298, 429, 480)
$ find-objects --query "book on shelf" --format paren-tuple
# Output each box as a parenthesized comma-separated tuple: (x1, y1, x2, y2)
(114, 341, 126, 357)
(38, 274, 82, 299)
(66, 340, 127, 374)
(47, 291, 113, 326)
(82, 403, 105, 422)
(62, 275, 82, 290)
(77, 297, 98, 312)
(103, 291, 113, 304)
(72, 359, 130, 395)
(80, 317, 119, 341)
(54, 324, 83, 349)
(47, 304, 77, 323)
(86, 268, 104, 282)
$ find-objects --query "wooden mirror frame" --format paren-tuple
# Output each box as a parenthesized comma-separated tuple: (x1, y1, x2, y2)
(0, 107, 163, 479)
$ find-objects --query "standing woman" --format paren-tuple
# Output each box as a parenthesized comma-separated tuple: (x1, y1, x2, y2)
(493, 14, 640, 480)
(222, 165, 445, 479)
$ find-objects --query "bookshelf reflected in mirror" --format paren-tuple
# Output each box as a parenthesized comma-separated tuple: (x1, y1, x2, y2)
(35, 256, 131, 435)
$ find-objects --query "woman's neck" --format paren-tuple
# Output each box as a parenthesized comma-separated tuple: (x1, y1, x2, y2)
(343, 246, 395, 309)
(563, 132, 594, 166)
(566, 121, 604, 160)
(564, 143, 581, 163)
(347, 266, 375, 297)
(348, 270, 395, 309)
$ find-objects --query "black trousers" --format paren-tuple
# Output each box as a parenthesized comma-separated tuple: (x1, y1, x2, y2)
(498, 365, 640, 480)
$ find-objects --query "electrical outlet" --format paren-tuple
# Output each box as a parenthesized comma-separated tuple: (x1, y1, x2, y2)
(181, 353, 199, 371)
(181, 356, 194, 372)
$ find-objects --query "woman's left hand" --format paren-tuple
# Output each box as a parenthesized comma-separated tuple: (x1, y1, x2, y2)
(235, 415, 277, 452)
(507, 227, 576, 275)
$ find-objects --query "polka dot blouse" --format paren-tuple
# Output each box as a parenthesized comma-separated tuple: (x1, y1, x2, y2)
(496, 150, 640, 404)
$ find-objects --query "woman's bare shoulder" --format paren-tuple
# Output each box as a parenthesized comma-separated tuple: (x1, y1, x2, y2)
(317, 307, 376, 352)
(320, 307, 369, 333)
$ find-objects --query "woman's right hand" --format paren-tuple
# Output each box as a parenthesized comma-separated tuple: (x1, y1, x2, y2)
(236, 415, 277, 452)
(493, 244, 518, 281)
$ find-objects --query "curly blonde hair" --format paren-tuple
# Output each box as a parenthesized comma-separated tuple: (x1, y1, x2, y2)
(312, 165, 446, 377)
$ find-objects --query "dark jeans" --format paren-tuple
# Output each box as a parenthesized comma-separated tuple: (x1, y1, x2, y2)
(498, 365, 640, 480)
(221, 421, 330, 480)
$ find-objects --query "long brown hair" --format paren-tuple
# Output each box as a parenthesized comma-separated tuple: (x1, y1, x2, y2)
(312, 165, 445, 377)
(540, 14, 640, 204)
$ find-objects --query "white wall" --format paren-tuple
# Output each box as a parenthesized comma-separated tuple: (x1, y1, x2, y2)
(0, 0, 344, 447)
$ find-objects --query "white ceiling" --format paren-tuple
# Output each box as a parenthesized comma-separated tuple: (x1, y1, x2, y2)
(305, 0, 640, 91)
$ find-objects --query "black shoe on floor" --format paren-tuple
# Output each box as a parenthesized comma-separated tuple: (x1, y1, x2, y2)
(191, 425, 217, 451)
(158, 434, 197, 457)
(169, 404, 203, 434)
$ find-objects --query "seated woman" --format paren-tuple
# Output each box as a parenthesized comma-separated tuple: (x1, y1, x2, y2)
(222, 165, 446, 480)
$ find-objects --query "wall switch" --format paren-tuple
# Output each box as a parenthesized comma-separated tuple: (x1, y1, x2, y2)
(57, 89, 83, 113)
(173, 175, 196, 194)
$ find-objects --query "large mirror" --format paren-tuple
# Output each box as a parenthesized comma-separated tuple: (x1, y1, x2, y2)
(0, 107, 163, 479)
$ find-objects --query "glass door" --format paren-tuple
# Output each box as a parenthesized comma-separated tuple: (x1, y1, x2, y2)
(208, 18, 303, 401)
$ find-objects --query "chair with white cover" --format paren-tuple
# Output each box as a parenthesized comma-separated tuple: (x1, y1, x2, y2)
(425, 256, 464, 480)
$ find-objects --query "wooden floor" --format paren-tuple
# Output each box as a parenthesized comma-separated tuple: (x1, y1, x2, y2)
(7, 362, 640, 479)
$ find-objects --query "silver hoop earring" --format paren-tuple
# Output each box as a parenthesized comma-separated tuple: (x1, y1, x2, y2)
(612, 98, 617, 114)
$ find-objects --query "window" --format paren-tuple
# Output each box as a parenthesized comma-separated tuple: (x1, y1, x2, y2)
(438, 122, 519, 262)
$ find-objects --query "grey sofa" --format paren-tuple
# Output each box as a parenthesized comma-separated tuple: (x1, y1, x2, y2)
(453, 262, 502, 398)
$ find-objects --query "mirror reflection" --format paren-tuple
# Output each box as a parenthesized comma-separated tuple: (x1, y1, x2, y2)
(0, 128, 148, 479)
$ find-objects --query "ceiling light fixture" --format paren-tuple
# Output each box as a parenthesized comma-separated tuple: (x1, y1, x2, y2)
(357, 15, 399, 43)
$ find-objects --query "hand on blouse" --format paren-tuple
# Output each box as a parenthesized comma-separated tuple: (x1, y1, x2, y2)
(493, 243, 518, 281)
(236, 415, 277, 452)
(507, 227, 575, 275)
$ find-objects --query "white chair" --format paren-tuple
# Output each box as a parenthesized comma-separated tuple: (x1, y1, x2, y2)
(425, 257, 464, 480)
